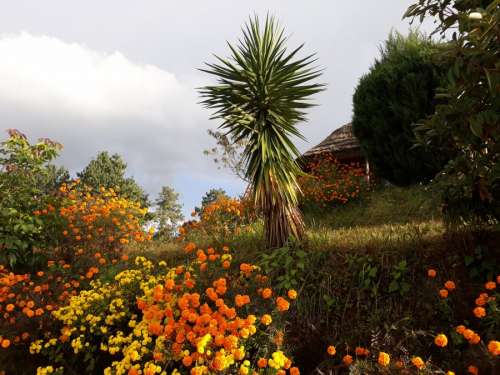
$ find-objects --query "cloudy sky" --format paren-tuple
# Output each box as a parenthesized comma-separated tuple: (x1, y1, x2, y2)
(0, 1, 429, 216)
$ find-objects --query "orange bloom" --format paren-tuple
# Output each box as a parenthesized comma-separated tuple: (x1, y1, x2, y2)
(342, 355, 353, 366)
(434, 333, 448, 347)
(290, 367, 300, 375)
(257, 358, 268, 368)
(411, 356, 425, 369)
(276, 297, 290, 312)
(260, 314, 272, 326)
(378, 352, 390, 366)
(0, 339, 10, 349)
(439, 289, 449, 298)
(287, 289, 298, 300)
(485, 281, 496, 290)
(467, 365, 479, 375)
(456, 325, 466, 334)
(427, 269, 437, 278)
(444, 280, 456, 291)
(261, 288, 272, 299)
(487, 340, 499, 356)
(473, 306, 486, 318)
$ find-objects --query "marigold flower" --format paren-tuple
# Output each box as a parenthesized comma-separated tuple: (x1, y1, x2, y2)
(434, 333, 448, 347)
(6, 304, 14, 312)
(257, 358, 268, 368)
(488, 340, 499, 356)
(0, 339, 10, 349)
(355, 347, 369, 356)
(427, 269, 437, 278)
(439, 289, 449, 298)
(262, 288, 272, 299)
(485, 281, 496, 290)
(473, 306, 486, 318)
(378, 352, 390, 366)
(411, 356, 425, 369)
(342, 354, 353, 366)
(456, 325, 466, 334)
(327, 345, 336, 356)
(287, 289, 298, 300)
(276, 297, 290, 312)
(261, 314, 272, 326)
(444, 280, 456, 291)
(446, 372, 455, 375)
(467, 365, 479, 375)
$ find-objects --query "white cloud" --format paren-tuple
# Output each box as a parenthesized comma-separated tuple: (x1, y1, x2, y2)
(0, 32, 244, 212)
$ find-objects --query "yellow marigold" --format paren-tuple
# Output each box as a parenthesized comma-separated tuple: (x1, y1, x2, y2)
(446, 372, 455, 375)
(473, 306, 486, 318)
(488, 340, 499, 356)
(411, 356, 425, 369)
(287, 289, 298, 300)
(434, 333, 448, 347)
(378, 352, 390, 366)
(260, 314, 272, 326)
(327, 345, 336, 356)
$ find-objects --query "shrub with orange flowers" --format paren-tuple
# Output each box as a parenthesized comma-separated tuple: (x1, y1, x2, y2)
(27, 243, 298, 374)
(180, 196, 255, 243)
(299, 154, 367, 208)
(38, 181, 151, 261)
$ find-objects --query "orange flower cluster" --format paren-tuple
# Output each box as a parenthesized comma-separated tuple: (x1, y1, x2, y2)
(125, 243, 298, 374)
(0, 253, 127, 351)
(180, 197, 252, 242)
(299, 154, 366, 207)
(37, 181, 151, 258)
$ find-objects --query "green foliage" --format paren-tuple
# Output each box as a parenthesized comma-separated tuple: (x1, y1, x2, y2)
(0, 130, 62, 270)
(259, 245, 309, 291)
(200, 15, 324, 248)
(405, 0, 500, 224)
(154, 185, 183, 239)
(352, 30, 448, 186)
(77, 151, 149, 208)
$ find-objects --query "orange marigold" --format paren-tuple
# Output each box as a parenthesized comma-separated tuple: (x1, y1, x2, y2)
(327, 345, 336, 356)
(427, 269, 437, 278)
(434, 333, 448, 347)
(444, 280, 456, 291)
(473, 306, 486, 318)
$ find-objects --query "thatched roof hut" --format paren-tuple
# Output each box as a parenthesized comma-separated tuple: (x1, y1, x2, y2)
(303, 123, 363, 163)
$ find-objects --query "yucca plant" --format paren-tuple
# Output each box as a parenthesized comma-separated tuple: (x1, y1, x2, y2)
(199, 16, 324, 248)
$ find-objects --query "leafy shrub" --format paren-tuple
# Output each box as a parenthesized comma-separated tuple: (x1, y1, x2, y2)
(299, 154, 366, 208)
(352, 30, 448, 186)
(405, 0, 500, 224)
(0, 130, 63, 271)
(28, 243, 300, 375)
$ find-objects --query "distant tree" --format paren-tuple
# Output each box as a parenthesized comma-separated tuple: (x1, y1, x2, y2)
(77, 151, 149, 207)
(200, 16, 324, 248)
(155, 186, 183, 239)
(204, 129, 248, 182)
(195, 188, 229, 215)
(352, 30, 449, 186)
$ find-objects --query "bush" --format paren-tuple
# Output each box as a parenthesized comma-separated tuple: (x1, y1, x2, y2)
(299, 154, 366, 209)
(352, 31, 448, 186)
(0, 130, 63, 271)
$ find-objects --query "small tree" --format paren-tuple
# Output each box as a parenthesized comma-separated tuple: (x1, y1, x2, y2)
(77, 151, 149, 207)
(200, 16, 324, 248)
(155, 186, 184, 239)
(352, 30, 448, 186)
(204, 130, 248, 182)
(0, 130, 62, 269)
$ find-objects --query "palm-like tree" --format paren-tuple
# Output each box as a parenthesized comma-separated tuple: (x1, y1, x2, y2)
(199, 16, 324, 248)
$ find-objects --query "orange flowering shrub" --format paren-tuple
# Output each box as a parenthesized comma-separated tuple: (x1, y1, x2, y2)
(37, 181, 151, 260)
(180, 196, 255, 242)
(299, 154, 366, 208)
(27, 243, 298, 374)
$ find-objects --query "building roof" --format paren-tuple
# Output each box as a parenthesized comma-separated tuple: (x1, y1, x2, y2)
(303, 122, 361, 158)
